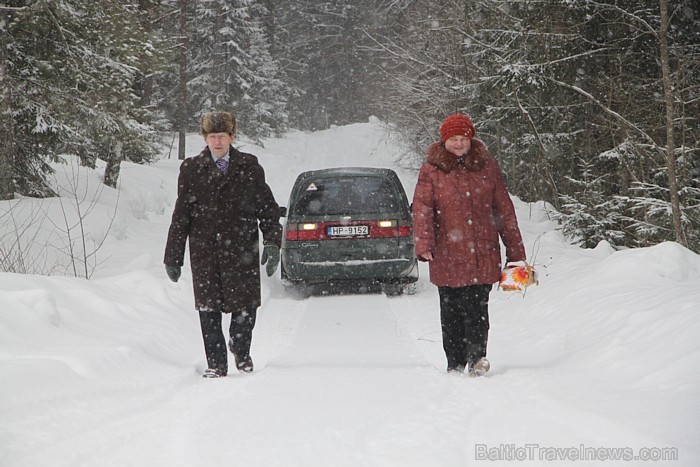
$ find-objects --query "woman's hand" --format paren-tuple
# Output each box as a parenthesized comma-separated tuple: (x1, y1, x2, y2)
(417, 251, 434, 262)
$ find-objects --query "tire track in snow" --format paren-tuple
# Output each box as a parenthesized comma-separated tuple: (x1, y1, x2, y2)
(164, 292, 450, 466)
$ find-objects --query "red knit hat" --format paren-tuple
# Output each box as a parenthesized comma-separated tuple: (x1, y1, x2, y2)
(440, 114, 475, 143)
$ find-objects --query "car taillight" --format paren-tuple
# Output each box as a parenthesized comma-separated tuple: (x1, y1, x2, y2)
(396, 219, 412, 237)
(285, 222, 323, 241)
(373, 219, 412, 238)
(368, 220, 395, 238)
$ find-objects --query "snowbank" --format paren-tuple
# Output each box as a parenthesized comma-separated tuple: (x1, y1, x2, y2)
(1, 120, 698, 467)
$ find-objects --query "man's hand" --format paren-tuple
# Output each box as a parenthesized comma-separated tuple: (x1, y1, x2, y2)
(165, 265, 181, 283)
(260, 244, 280, 277)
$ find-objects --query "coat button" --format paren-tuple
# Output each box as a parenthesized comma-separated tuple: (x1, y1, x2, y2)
(466, 191, 471, 197)
(467, 219, 473, 225)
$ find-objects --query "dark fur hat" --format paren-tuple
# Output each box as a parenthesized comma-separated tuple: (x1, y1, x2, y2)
(200, 112, 236, 136)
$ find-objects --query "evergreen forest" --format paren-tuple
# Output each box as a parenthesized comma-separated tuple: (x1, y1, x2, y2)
(1, 0, 698, 251)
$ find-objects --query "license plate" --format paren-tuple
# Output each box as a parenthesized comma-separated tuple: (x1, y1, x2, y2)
(327, 225, 369, 237)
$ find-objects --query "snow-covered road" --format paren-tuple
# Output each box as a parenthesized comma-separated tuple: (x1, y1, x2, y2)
(9, 281, 692, 467)
(2, 121, 698, 466)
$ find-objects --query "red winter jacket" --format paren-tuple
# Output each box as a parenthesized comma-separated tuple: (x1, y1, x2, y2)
(412, 139, 526, 287)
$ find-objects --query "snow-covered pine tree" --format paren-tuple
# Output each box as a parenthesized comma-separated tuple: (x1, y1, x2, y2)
(366, 0, 699, 252)
(267, 0, 385, 130)
(4, 0, 161, 194)
(551, 0, 699, 250)
(188, 0, 288, 142)
(553, 154, 627, 249)
(363, 0, 486, 166)
(0, 4, 13, 200)
(76, 0, 163, 188)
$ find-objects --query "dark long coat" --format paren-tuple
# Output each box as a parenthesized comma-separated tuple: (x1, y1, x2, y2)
(412, 139, 526, 287)
(164, 146, 282, 312)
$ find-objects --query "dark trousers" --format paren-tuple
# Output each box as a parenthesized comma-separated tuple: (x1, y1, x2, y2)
(198, 308, 257, 372)
(438, 284, 492, 370)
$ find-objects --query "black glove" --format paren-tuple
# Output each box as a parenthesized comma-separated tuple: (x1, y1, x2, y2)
(260, 244, 280, 277)
(165, 264, 181, 283)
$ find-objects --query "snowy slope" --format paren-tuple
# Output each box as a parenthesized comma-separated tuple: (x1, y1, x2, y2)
(1, 119, 699, 467)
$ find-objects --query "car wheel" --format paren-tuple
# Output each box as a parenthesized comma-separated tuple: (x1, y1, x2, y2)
(281, 269, 310, 299)
(285, 281, 310, 299)
(401, 282, 417, 295)
(381, 283, 403, 296)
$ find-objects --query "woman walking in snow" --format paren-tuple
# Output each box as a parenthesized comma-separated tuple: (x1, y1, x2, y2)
(412, 114, 526, 376)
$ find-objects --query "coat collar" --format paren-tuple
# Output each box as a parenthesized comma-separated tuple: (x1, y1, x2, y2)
(426, 138, 488, 173)
(193, 147, 245, 187)
(197, 146, 244, 170)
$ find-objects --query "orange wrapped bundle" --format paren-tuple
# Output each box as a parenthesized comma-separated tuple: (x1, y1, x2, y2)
(499, 263, 537, 292)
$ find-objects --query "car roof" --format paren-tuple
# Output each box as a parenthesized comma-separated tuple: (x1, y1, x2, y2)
(295, 167, 397, 181)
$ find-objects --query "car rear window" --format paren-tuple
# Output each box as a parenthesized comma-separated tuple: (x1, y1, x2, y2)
(292, 176, 403, 215)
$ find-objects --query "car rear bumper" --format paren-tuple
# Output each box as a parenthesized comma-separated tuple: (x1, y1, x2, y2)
(282, 250, 418, 285)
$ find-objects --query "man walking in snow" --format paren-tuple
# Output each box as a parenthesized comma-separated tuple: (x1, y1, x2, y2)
(164, 111, 282, 378)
